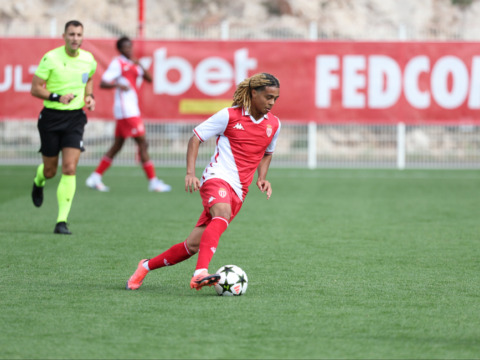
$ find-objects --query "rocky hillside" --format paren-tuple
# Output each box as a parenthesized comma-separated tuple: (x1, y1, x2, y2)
(1, 0, 480, 40)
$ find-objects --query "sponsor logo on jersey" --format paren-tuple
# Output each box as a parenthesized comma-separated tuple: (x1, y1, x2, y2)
(218, 188, 227, 198)
(233, 122, 244, 130)
(266, 124, 273, 137)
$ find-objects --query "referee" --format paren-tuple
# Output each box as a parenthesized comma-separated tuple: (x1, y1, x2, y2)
(30, 20, 97, 235)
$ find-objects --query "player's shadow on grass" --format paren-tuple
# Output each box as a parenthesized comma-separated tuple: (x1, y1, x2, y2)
(118, 282, 219, 296)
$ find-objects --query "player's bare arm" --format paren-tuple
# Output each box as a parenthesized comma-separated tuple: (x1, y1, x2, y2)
(256, 154, 273, 199)
(185, 135, 201, 193)
(31, 75, 75, 105)
(84, 77, 95, 111)
(135, 60, 153, 83)
(100, 80, 130, 91)
(142, 68, 153, 83)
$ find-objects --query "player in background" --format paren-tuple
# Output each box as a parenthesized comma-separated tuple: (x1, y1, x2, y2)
(126, 73, 281, 291)
(30, 20, 97, 235)
(85, 36, 171, 192)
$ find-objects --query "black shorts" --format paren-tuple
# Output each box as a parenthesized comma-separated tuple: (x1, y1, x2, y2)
(37, 108, 87, 157)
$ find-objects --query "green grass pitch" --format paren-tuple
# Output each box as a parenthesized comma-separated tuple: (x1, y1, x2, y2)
(1, 165, 479, 359)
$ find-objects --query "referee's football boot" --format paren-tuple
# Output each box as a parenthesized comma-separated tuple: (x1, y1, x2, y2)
(190, 270, 221, 291)
(31, 182, 44, 207)
(54, 221, 72, 235)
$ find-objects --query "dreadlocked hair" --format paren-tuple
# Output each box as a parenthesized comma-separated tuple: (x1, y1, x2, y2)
(232, 73, 280, 113)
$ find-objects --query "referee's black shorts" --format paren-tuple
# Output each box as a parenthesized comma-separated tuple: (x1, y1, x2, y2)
(37, 107, 87, 157)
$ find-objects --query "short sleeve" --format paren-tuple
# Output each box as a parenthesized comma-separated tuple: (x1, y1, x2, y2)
(34, 53, 53, 81)
(266, 118, 281, 154)
(101, 58, 121, 83)
(193, 107, 230, 143)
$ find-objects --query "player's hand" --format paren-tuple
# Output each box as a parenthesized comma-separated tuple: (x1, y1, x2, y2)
(185, 174, 200, 193)
(256, 179, 272, 200)
(85, 95, 95, 111)
(60, 93, 76, 105)
(118, 84, 130, 91)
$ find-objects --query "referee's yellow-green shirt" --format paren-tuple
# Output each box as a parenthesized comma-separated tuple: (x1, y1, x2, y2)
(34, 46, 97, 110)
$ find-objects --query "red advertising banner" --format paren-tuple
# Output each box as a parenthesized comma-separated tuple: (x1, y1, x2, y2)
(1, 38, 480, 124)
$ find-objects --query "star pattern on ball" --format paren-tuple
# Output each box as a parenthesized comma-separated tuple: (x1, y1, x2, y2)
(220, 265, 235, 276)
(215, 265, 247, 296)
(221, 279, 234, 294)
(236, 274, 247, 287)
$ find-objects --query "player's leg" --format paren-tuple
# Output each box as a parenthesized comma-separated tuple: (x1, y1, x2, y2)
(190, 203, 230, 290)
(133, 133, 172, 192)
(54, 147, 81, 235)
(32, 110, 60, 208)
(42, 155, 59, 179)
(125, 226, 204, 290)
(191, 180, 244, 290)
(86, 131, 125, 192)
(32, 155, 58, 207)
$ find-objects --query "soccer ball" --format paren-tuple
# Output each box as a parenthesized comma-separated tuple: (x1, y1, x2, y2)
(214, 265, 248, 296)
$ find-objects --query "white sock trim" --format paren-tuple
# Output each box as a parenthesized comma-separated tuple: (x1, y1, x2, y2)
(193, 268, 207, 276)
(142, 260, 150, 271)
(183, 240, 193, 256)
(212, 216, 229, 227)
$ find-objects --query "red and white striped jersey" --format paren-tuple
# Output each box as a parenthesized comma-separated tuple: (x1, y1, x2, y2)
(101, 55, 144, 120)
(193, 106, 281, 202)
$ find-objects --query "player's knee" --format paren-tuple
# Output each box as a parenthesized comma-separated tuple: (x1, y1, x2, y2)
(62, 164, 77, 175)
(108, 147, 121, 157)
(216, 211, 231, 222)
(186, 238, 200, 254)
(210, 205, 231, 222)
(186, 226, 204, 254)
(44, 167, 57, 179)
(140, 141, 149, 151)
(187, 243, 199, 254)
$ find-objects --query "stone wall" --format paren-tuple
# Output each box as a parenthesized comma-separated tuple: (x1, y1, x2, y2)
(2, 0, 480, 40)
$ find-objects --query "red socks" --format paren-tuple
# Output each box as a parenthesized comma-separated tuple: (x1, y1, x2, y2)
(148, 240, 193, 270)
(142, 160, 156, 180)
(147, 217, 229, 272)
(95, 156, 112, 175)
(195, 217, 229, 271)
(96, 156, 156, 181)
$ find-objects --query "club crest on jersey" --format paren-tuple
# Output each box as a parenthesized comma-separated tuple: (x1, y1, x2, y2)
(266, 124, 273, 137)
(218, 188, 227, 198)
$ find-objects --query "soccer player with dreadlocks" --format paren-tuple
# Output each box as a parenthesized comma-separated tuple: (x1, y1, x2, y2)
(126, 72, 281, 291)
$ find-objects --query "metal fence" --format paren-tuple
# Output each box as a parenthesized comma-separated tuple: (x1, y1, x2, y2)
(2, 18, 479, 41)
(1, 120, 479, 169)
(1, 14, 479, 170)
